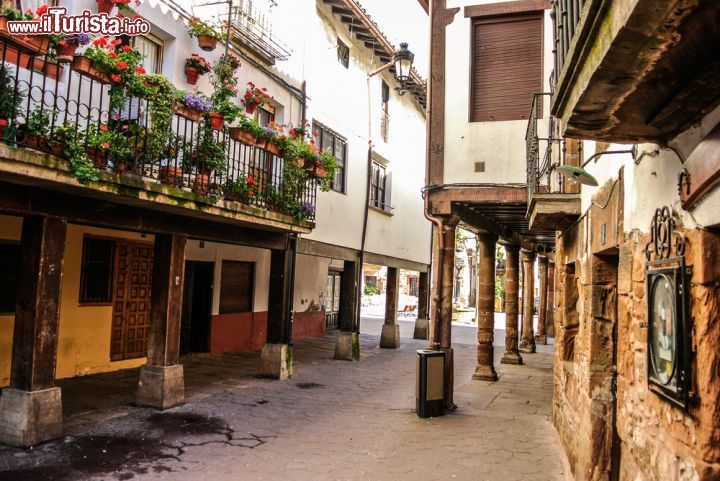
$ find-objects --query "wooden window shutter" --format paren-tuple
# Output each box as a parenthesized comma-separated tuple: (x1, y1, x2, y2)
(470, 14, 543, 122)
(219, 260, 254, 314)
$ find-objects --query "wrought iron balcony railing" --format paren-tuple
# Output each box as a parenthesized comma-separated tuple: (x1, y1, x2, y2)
(0, 44, 316, 223)
(551, 0, 585, 88)
(229, 0, 292, 62)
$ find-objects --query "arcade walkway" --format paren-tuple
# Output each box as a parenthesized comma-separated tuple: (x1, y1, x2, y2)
(0, 320, 570, 481)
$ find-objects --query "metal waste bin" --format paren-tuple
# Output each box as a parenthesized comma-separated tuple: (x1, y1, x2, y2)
(416, 349, 445, 418)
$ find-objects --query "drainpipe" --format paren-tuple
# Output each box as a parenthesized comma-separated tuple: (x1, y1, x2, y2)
(300, 80, 307, 124)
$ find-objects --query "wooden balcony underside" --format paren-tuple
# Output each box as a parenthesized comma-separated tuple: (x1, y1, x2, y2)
(527, 193, 581, 231)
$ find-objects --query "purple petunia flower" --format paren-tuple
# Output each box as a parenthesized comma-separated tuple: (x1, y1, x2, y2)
(300, 202, 315, 214)
(183, 93, 213, 112)
(75, 33, 92, 46)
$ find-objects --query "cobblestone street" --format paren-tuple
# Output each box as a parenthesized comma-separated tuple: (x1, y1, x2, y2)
(0, 319, 570, 481)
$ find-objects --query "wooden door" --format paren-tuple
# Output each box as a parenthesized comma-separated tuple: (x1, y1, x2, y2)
(110, 242, 154, 361)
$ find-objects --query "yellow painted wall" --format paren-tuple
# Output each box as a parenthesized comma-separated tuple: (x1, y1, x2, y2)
(0, 216, 153, 387)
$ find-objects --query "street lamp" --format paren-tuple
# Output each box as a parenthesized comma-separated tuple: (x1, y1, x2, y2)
(368, 42, 416, 95)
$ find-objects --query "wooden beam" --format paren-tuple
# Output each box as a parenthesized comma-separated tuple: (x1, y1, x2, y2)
(363, 251, 429, 273)
(297, 238, 359, 261)
(11, 216, 66, 391)
(0, 183, 290, 251)
(464, 0, 551, 18)
(267, 238, 296, 345)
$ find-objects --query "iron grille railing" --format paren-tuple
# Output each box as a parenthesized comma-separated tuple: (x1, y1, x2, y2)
(230, 0, 292, 62)
(526, 93, 561, 202)
(551, 0, 585, 86)
(0, 43, 316, 222)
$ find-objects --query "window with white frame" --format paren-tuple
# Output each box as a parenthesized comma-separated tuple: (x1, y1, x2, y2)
(132, 34, 163, 75)
(370, 160, 392, 213)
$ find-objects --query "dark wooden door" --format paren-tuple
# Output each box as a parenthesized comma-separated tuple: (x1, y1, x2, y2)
(110, 242, 153, 361)
(181, 261, 214, 354)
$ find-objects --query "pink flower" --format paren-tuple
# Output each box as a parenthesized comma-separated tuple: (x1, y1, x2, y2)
(101, 142, 110, 149)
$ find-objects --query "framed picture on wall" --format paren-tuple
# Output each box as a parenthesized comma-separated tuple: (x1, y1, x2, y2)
(646, 264, 691, 409)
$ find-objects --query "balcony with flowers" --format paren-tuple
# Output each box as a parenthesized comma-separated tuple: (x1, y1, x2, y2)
(0, 4, 335, 233)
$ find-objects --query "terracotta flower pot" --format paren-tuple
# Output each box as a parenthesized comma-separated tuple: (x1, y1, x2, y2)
(302, 157, 317, 173)
(0, 16, 9, 34)
(229, 127, 256, 145)
(245, 101, 257, 115)
(193, 173, 211, 195)
(254, 138, 268, 150)
(184, 66, 199, 85)
(24, 134, 46, 151)
(160, 165, 183, 186)
(208, 112, 224, 131)
(43, 61, 62, 78)
(172, 102, 203, 123)
(265, 141, 281, 156)
(87, 148, 108, 168)
(55, 43, 78, 63)
(196, 35, 218, 52)
(97, 0, 116, 14)
(48, 139, 64, 156)
(315, 165, 328, 179)
(72, 55, 111, 84)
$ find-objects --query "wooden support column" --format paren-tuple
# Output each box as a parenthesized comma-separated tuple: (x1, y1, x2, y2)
(335, 260, 359, 361)
(429, 217, 458, 410)
(546, 261, 556, 338)
(501, 244, 523, 365)
(261, 236, 296, 379)
(519, 250, 537, 353)
(380, 266, 400, 348)
(472, 233, 498, 381)
(137, 233, 186, 410)
(413, 271, 430, 339)
(0, 216, 66, 447)
(536, 255, 549, 345)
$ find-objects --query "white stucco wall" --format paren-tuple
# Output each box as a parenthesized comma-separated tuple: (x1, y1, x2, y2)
(444, 0, 554, 185)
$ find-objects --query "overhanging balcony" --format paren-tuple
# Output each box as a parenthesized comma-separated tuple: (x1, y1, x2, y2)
(551, 0, 720, 143)
(527, 94, 580, 231)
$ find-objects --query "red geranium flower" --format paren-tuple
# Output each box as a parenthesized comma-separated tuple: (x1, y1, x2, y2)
(100, 125, 109, 131)
(93, 36, 107, 46)
(116, 61, 127, 69)
(110, 39, 121, 47)
(246, 177, 255, 185)
(123, 45, 132, 52)
(136, 66, 146, 74)
(101, 142, 110, 149)
(108, 52, 117, 58)
(111, 74, 122, 83)
(36, 5, 48, 15)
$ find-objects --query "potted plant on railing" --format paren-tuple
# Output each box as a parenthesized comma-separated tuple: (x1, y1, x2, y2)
(50, 33, 92, 63)
(288, 119, 311, 140)
(159, 133, 185, 186)
(86, 123, 122, 168)
(316, 150, 339, 187)
(241, 82, 273, 115)
(174, 91, 213, 122)
(0, 65, 23, 139)
(184, 54, 211, 85)
(206, 54, 242, 131)
(21, 107, 50, 151)
(224, 175, 259, 203)
(183, 118, 226, 195)
(52, 123, 99, 185)
(229, 114, 263, 145)
(187, 17, 224, 52)
(97, 0, 130, 15)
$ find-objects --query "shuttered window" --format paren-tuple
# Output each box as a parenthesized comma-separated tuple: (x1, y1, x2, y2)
(219, 261, 254, 314)
(470, 13, 543, 122)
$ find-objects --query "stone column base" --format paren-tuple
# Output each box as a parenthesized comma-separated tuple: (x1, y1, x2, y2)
(136, 364, 184, 410)
(535, 335, 548, 345)
(260, 343, 293, 379)
(472, 364, 498, 382)
(0, 387, 62, 447)
(334, 332, 360, 361)
(501, 351, 524, 365)
(519, 340, 536, 353)
(413, 318, 430, 340)
(379, 323, 400, 348)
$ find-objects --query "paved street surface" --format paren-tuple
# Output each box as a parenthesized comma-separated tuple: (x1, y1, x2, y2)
(0, 317, 570, 481)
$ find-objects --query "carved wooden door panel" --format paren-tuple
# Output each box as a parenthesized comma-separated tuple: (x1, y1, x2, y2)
(111, 242, 153, 361)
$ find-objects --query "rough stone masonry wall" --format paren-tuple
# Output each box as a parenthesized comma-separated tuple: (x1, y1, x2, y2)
(615, 229, 720, 481)
(553, 223, 720, 481)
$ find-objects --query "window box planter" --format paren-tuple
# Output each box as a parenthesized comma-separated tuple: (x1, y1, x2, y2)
(42, 60, 62, 78)
(208, 112, 224, 131)
(24, 134, 47, 152)
(72, 55, 111, 84)
(265, 140, 281, 156)
(229, 127, 256, 145)
(184, 66, 199, 85)
(55, 43, 77, 63)
(172, 102, 204, 122)
(196, 35, 218, 52)
(0, 18, 50, 55)
(244, 101, 258, 115)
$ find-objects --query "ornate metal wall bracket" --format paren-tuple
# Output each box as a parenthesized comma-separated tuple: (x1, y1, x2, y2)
(645, 206, 686, 262)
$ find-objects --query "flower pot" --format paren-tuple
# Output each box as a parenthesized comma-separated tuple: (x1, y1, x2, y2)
(314, 165, 329, 179)
(48, 139, 64, 156)
(97, 0, 116, 14)
(24, 134, 46, 151)
(30, 57, 44, 73)
(55, 43, 78, 63)
(193, 173, 211, 195)
(302, 157, 317, 173)
(72, 55, 111, 84)
(208, 112, 224, 131)
(229, 127, 256, 145)
(196, 35, 218, 52)
(114, 159, 128, 172)
(87, 148, 108, 168)
(160, 165, 183, 186)
(184, 66, 199, 85)
(245, 101, 257, 115)
(43, 61, 62, 78)
(172, 102, 203, 122)
(265, 141, 281, 156)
